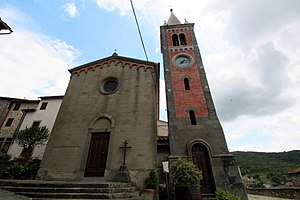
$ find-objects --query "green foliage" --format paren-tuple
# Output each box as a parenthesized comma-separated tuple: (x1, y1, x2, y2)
(171, 158, 202, 187)
(215, 188, 240, 200)
(13, 126, 49, 149)
(0, 150, 11, 161)
(5, 163, 24, 177)
(5, 160, 40, 178)
(233, 150, 300, 187)
(145, 169, 159, 189)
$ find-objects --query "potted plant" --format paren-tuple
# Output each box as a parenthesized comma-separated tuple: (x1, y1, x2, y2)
(171, 158, 202, 200)
(145, 169, 159, 189)
(144, 169, 159, 200)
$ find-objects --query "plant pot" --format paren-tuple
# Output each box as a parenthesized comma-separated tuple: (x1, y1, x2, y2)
(175, 186, 201, 200)
(0, 160, 10, 178)
(144, 189, 155, 200)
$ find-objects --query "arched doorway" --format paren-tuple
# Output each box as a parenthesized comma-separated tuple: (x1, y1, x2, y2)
(191, 143, 215, 194)
(85, 117, 112, 177)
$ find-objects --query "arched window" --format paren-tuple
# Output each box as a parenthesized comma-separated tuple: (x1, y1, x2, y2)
(179, 33, 187, 45)
(189, 110, 197, 125)
(184, 78, 190, 90)
(172, 34, 179, 46)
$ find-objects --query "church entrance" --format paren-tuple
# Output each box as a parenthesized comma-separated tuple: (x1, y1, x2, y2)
(191, 143, 215, 194)
(84, 133, 110, 177)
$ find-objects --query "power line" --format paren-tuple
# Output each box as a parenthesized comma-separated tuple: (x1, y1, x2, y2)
(129, 0, 149, 61)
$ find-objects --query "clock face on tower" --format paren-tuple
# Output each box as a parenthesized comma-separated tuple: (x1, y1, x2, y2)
(174, 54, 192, 68)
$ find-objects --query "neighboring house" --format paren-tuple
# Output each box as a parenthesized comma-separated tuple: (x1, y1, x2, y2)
(157, 120, 169, 167)
(0, 98, 39, 152)
(8, 96, 63, 160)
(0, 97, 22, 128)
(157, 120, 169, 182)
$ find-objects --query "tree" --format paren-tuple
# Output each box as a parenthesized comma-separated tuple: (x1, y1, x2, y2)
(13, 126, 49, 160)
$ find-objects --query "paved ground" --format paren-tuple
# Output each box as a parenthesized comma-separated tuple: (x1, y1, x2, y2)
(248, 194, 294, 200)
(0, 189, 30, 200)
(0, 189, 295, 200)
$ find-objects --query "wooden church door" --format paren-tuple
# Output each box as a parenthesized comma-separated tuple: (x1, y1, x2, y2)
(192, 144, 215, 194)
(85, 133, 110, 177)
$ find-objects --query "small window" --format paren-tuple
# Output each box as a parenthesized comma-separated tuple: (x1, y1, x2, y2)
(179, 33, 187, 45)
(5, 118, 14, 127)
(13, 103, 21, 111)
(172, 34, 179, 46)
(40, 102, 48, 110)
(0, 138, 13, 152)
(184, 78, 190, 90)
(189, 110, 197, 125)
(32, 121, 41, 128)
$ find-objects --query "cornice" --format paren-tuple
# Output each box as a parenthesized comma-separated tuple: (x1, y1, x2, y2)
(69, 55, 158, 77)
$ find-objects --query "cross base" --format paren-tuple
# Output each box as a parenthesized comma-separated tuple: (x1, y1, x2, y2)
(116, 165, 131, 183)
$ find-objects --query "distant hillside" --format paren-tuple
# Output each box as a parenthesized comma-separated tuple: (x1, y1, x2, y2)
(232, 150, 300, 187)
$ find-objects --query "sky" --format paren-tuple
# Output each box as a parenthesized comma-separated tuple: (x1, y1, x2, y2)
(0, 0, 299, 152)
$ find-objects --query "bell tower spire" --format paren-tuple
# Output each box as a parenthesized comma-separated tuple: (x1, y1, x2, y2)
(160, 11, 248, 199)
(166, 9, 181, 25)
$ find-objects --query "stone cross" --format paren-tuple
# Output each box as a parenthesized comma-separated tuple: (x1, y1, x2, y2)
(119, 140, 132, 165)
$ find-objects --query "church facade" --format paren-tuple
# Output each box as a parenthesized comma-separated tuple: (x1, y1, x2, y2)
(38, 54, 159, 186)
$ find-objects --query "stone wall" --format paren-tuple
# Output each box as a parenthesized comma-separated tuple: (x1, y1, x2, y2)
(0, 99, 11, 128)
(247, 188, 300, 199)
(0, 101, 39, 138)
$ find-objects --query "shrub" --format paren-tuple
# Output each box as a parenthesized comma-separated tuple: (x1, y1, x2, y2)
(0, 150, 11, 161)
(171, 158, 202, 187)
(145, 169, 159, 189)
(5, 163, 24, 177)
(215, 188, 240, 200)
(5, 159, 40, 179)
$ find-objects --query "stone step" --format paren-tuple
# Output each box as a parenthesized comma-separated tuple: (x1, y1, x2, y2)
(0, 180, 137, 199)
(32, 199, 131, 200)
(202, 193, 217, 200)
(1, 185, 136, 193)
(0, 180, 132, 188)
(14, 192, 134, 199)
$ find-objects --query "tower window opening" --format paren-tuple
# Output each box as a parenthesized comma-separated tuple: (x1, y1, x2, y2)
(189, 110, 197, 125)
(184, 78, 190, 90)
(172, 34, 179, 46)
(179, 33, 187, 45)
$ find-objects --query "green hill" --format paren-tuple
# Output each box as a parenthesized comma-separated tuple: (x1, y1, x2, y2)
(232, 150, 300, 187)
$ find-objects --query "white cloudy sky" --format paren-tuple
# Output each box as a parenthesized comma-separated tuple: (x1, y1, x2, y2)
(0, 0, 299, 152)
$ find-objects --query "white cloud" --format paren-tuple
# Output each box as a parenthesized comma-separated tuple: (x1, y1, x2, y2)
(0, 7, 79, 99)
(224, 109, 300, 152)
(62, 2, 78, 18)
(95, 0, 136, 16)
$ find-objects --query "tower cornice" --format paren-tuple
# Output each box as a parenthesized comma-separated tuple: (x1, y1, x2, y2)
(160, 23, 194, 30)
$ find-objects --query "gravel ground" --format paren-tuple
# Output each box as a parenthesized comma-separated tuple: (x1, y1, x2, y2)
(248, 194, 294, 200)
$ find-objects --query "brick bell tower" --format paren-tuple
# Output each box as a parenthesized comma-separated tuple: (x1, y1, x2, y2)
(161, 10, 248, 199)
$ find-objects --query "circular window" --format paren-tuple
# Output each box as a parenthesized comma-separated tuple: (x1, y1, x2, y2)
(100, 78, 119, 94)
